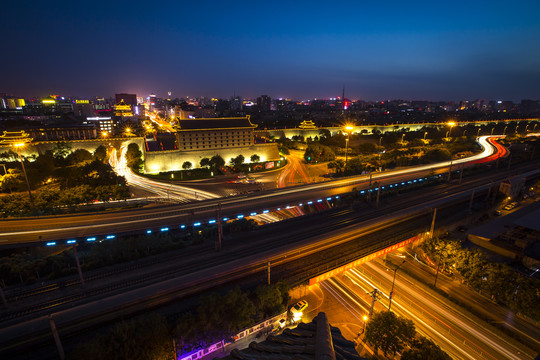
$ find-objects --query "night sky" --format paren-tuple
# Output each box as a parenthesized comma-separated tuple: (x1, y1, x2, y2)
(2, 0, 540, 101)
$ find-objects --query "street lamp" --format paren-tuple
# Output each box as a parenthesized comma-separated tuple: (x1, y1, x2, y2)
(344, 125, 354, 172)
(503, 126, 508, 135)
(401, 133, 405, 145)
(447, 121, 456, 139)
(423, 131, 428, 140)
(362, 315, 368, 333)
(477, 128, 481, 136)
(388, 260, 406, 311)
(490, 127, 494, 135)
(13, 143, 34, 205)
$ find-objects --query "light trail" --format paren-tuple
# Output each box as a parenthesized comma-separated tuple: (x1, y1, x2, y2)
(251, 135, 502, 200)
(320, 280, 366, 322)
(346, 261, 532, 360)
(347, 268, 476, 360)
(0, 136, 508, 243)
(111, 147, 220, 202)
(277, 152, 311, 187)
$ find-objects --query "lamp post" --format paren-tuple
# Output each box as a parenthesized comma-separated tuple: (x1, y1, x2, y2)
(447, 121, 456, 139)
(362, 315, 368, 333)
(477, 128, 481, 136)
(401, 133, 405, 145)
(490, 127, 494, 135)
(503, 126, 508, 135)
(423, 131, 428, 140)
(344, 125, 354, 172)
(388, 260, 406, 312)
(13, 143, 34, 206)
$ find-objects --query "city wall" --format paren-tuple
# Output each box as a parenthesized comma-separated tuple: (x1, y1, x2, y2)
(0, 137, 145, 158)
(144, 143, 280, 173)
(256, 118, 539, 139)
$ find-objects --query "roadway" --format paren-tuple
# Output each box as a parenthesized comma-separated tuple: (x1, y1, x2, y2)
(0, 176, 489, 357)
(309, 257, 537, 360)
(110, 147, 220, 202)
(0, 136, 506, 246)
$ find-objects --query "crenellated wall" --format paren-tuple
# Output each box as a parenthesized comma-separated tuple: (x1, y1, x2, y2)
(143, 143, 280, 173)
(256, 118, 539, 139)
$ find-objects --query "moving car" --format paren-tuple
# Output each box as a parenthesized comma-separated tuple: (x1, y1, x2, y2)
(290, 300, 308, 315)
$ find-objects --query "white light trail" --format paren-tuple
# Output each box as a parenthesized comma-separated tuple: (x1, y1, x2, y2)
(111, 147, 220, 202)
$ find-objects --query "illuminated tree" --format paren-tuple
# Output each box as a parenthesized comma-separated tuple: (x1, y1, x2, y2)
(125, 143, 143, 171)
(93, 145, 107, 162)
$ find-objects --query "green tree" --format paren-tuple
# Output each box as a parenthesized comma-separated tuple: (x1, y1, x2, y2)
(401, 336, 452, 360)
(0, 169, 25, 193)
(358, 142, 377, 154)
(365, 311, 416, 357)
(93, 145, 107, 162)
(196, 288, 255, 343)
(319, 129, 331, 140)
(126, 143, 143, 171)
(69, 313, 174, 360)
(210, 155, 225, 169)
(230, 154, 245, 167)
(200, 157, 211, 168)
(32, 150, 55, 179)
(250, 154, 260, 163)
(304, 143, 335, 163)
(53, 141, 72, 161)
(254, 284, 286, 320)
(182, 161, 192, 170)
(423, 148, 452, 163)
(67, 149, 93, 165)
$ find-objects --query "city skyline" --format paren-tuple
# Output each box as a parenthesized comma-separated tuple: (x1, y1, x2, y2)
(2, 1, 540, 101)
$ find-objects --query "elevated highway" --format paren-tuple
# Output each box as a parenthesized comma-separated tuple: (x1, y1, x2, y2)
(0, 136, 519, 246)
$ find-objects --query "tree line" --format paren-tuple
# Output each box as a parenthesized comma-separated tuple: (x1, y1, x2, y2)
(68, 283, 289, 360)
(422, 235, 540, 321)
(0, 218, 258, 286)
(0, 143, 130, 217)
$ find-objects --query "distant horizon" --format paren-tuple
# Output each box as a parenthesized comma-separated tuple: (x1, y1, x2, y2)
(2, 90, 539, 104)
(2, 1, 539, 104)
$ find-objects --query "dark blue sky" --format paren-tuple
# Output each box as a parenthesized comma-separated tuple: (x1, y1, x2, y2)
(2, 0, 540, 101)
